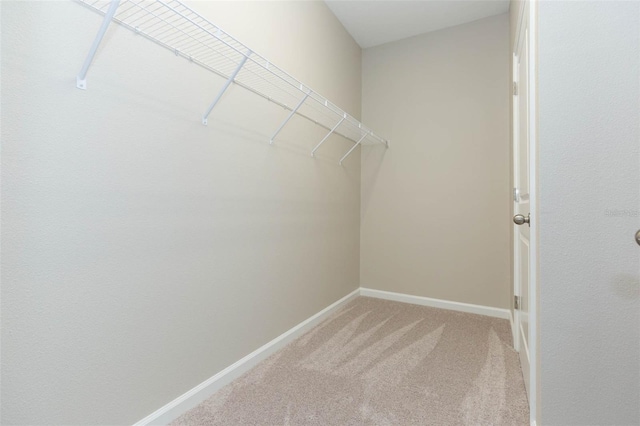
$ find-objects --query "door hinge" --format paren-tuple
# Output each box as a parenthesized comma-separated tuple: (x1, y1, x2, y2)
(514, 295, 521, 310)
(513, 81, 518, 96)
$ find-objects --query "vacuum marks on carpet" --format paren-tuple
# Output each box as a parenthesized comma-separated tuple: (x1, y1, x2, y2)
(172, 297, 529, 425)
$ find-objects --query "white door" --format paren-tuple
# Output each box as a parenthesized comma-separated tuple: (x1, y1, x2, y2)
(512, 1, 535, 412)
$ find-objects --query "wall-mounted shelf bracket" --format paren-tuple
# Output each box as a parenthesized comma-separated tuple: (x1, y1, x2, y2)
(76, 0, 120, 90)
(75, 0, 389, 161)
(311, 114, 346, 157)
(202, 50, 251, 125)
(270, 90, 311, 145)
(339, 132, 369, 165)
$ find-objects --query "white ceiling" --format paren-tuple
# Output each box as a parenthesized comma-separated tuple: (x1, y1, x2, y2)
(324, 0, 510, 48)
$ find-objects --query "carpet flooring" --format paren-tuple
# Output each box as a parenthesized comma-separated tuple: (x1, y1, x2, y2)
(172, 297, 530, 425)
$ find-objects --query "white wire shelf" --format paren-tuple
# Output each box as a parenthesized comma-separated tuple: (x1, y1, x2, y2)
(76, 0, 389, 164)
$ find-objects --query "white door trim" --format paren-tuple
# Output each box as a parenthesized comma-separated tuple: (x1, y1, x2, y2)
(513, 1, 538, 425)
(528, 2, 538, 423)
(512, 47, 521, 353)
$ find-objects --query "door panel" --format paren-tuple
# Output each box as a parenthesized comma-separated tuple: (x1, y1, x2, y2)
(514, 16, 531, 402)
(519, 236, 529, 345)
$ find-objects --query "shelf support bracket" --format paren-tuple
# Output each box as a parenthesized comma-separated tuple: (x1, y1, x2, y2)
(339, 132, 369, 165)
(76, 0, 121, 90)
(311, 114, 346, 157)
(202, 50, 251, 125)
(270, 90, 311, 145)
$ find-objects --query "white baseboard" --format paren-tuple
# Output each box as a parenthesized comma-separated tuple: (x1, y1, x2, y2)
(133, 288, 360, 426)
(135, 287, 509, 425)
(359, 288, 510, 320)
(509, 309, 516, 347)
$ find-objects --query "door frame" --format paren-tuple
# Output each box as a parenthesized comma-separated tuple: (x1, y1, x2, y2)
(512, 1, 538, 424)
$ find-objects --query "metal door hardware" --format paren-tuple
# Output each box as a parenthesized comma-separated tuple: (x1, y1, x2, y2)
(513, 213, 530, 226)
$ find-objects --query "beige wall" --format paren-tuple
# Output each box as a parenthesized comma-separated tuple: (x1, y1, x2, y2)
(361, 14, 511, 308)
(0, 1, 361, 424)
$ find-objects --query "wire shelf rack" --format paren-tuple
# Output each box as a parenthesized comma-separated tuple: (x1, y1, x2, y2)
(76, 0, 389, 164)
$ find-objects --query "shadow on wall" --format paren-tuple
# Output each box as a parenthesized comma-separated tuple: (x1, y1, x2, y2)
(360, 143, 388, 219)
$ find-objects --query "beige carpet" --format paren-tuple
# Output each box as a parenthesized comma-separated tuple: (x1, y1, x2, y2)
(172, 297, 529, 425)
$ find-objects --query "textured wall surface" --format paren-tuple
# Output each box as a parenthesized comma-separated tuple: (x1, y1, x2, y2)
(538, 2, 640, 424)
(0, 1, 365, 424)
(360, 14, 511, 309)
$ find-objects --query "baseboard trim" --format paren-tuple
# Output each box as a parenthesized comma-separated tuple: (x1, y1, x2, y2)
(509, 309, 516, 347)
(135, 287, 509, 425)
(359, 288, 510, 320)
(133, 288, 360, 426)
